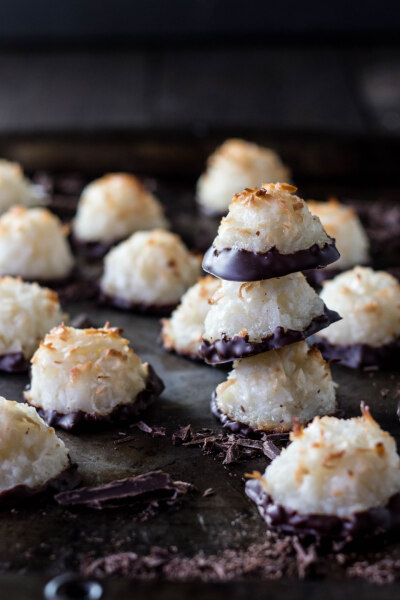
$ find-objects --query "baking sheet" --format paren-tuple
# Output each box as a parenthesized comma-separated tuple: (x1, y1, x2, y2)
(0, 164, 400, 599)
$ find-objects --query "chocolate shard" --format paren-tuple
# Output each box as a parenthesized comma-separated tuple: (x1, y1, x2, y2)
(0, 461, 80, 508)
(98, 291, 178, 316)
(172, 424, 195, 445)
(55, 470, 193, 510)
(0, 352, 30, 373)
(315, 336, 400, 370)
(203, 241, 340, 282)
(262, 439, 282, 460)
(245, 478, 400, 541)
(29, 364, 164, 433)
(201, 307, 341, 364)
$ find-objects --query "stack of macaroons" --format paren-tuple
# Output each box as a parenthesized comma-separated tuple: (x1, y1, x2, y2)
(24, 324, 164, 432)
(196, 139, 290, 216)
(161, 275, 221, 361)
(0, 206, 74, 284)
(306, 199, 369, 286)
(0, 159, 47, 214)
(315, 266, 400, 368)
(0, 397, 78, 506)
(246, 406, 400, 540)
(0, 277, 66, 372)
(100, 229, 202, 315)
(201, 183, 341, 434)
(212, 342, 337, 435)
(203, 184, 340, 282)
(72, 173, 168, 258)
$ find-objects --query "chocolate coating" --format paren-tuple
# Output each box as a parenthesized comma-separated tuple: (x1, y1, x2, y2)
(303, 266, 343, 290)
(0, 352, 30, 373)
(211, 393, 265, 437)
(27, 364, 164, 433)
(203, 241, 339, 282)
(245, 478, 400, 540)
(0, 460, 80, 508)
(70, 233, 120, 260)
(99, 291, 178, 316)
(315, 336, 400, 369)
(200, 307, 341, 364)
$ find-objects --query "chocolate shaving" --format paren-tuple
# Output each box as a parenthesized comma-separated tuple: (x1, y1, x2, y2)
(172, 424, 195, 445)
(55, 470, 194, 510)
(172, 424, 287, 465)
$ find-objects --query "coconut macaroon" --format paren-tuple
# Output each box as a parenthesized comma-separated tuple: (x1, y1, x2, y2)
(0, 277, 66, 372)
(307, 198, 369, 272)
(212, 342, 337, 435)
(161, 276, 221, 360)
(200, 273, 340, 364)
(246, 406, 400, 539)
(203, 184, 339, 281)
(72, 173, 168, 257)
(0, 206, 74, 283)
(196, 138, 290, 216)
(0, 160, 47, 214)
(315, 266, 400, 368)
(24, 324, 164, 432)
(0, 398, 78, 506)
(100, 229, 202, 314)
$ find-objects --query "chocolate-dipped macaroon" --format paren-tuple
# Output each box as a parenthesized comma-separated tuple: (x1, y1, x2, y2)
(0, 397, 78, 506)
(201, 273, 340, 364)
(24, 324, 164, 432)
(100, 229, 202, 315)
(0, 206, 74, 284)
(0, 277, 67, 372)
(246, 406, 400, 540)
(0, 159, 47, 214)
(196, 139, 290, 216)
(203, 183, 339, 281)
(212, 341, 337, 435)
(161, 275, 220, 361)
(72, 173, 168, 258)
(315, 266, 400, 368)
(306, 199, 369, 286)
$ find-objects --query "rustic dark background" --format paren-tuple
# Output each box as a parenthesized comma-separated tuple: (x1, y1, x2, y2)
(0, 0, 398, 138)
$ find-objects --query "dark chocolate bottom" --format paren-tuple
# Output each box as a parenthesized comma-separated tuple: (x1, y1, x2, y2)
(211, 393, 270, 437)
(23, 271, 98, 303)
(211, 394, 337, 437)
(0, 460, 80, 508)
(28, 364, 164, 433)
(99, 291, 178, 316)
(70, 234, 121, 260)
(202, 241, 340, 282)
(303, 266, 342, 289)
(245, 478, 400, 541)
(315, 336, 400, 369)
(0, 352, 30, 373)
(200, 307, 341, 364)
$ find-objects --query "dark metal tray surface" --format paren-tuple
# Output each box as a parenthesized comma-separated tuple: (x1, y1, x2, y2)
(0, 170, 399, 600)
